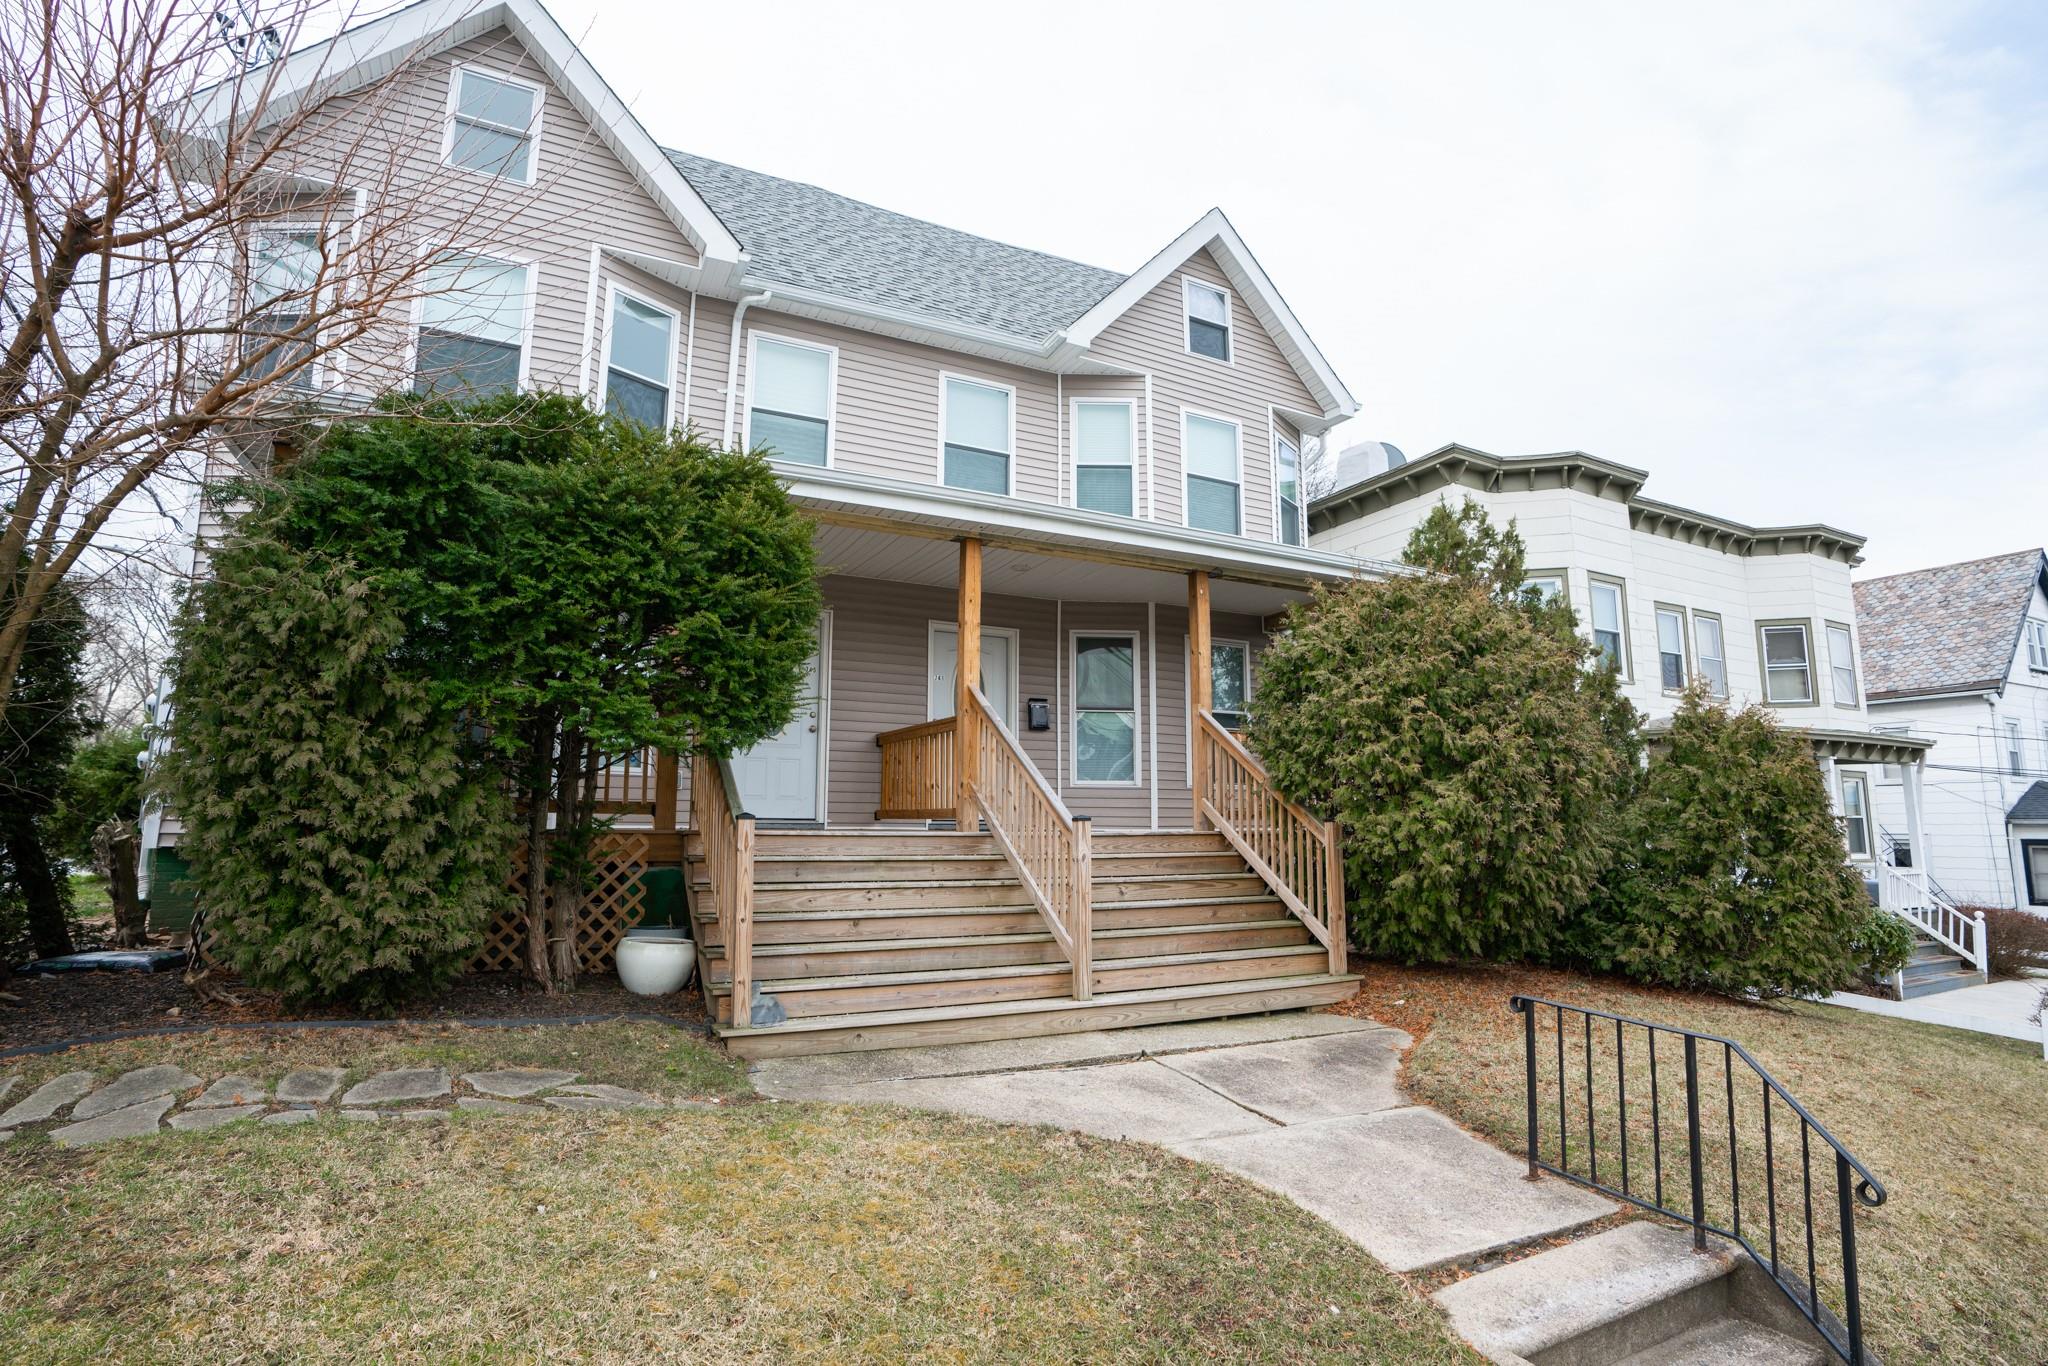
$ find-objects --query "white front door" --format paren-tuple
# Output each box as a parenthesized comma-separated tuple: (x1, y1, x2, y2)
(929, 625, 1017, 731)
(734, 631, 825, 821)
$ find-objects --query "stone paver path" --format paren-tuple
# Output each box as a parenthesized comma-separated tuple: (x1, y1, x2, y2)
(0, 1062, 713, 1146)
(752, 1013, 1614, 1274)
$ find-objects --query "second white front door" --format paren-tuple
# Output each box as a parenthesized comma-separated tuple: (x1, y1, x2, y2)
(929, 625, 1018, 732)
(733, 626, 826, 821)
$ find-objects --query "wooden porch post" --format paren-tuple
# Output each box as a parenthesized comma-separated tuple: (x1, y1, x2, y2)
(1188, 570, 1212, 831)
(956, 538, 983, 830)
(653, 749, 679, 831)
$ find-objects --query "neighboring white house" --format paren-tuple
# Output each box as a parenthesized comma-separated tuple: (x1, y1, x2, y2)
(1857, 549, 2048, 913)
(1308, 441, 1990, 996)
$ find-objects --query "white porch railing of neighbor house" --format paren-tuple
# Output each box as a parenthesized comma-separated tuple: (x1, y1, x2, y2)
(1877, 861, 1986, 975)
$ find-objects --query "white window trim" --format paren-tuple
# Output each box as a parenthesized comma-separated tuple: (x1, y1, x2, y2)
(600, 283, 679, 428)
(1839, 771, 1874, 862)
(2006, 720, 2025, 776)
(1069, 629, 1143, 788)
(2026, 618, 2048, 672)
(1825, 621, 1860, 708)
(407, 242, 538, 395)
(243, 220, 334, 390)
(1271, 421, 1303, 546)
(1181, 274, 1233, 364)
(1180, 407, 1243, 536)
(1184, 635, 1251, 784)
(1758, 620, 1817, 707)
(1587, 574, 1632, 682)
(938, 370, 1018, 497)
(744, 329, 840, 468)
(441, 62, 545, 186)
(1692, 609, 1729, 699)
(1654, 603, 1691, 695)
(1068, 396, 1137, 516)
(926, 621, 1023, 734)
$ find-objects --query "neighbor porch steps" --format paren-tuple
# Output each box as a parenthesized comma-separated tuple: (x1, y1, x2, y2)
(686, 830, 1355, 1057)
(1898, 933, 1985, 1000)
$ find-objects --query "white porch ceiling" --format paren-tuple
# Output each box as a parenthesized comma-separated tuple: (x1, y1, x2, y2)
(811, 523, 1310, 616)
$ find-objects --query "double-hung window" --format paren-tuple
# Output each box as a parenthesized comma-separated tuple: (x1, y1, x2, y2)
(1826, 623, 1858, 706)
(245, 227, 322, 386)
(942, 375, 1013, 494)
(1839, 772, 1872, 859)
(1654, 606, 1688, 691)
(1692, 612, 1728, 698)
(1183, 412, 1241, 535)
(1184, 279, 1231, 361)
(2007, 720, 2025, 776)
(1275, 435, 1302, 545)
(1073, 635, 1139, 784)
(2027, 619, 2048, 671)
(446, 67, 541, 183)
(1760, 623, 1814, 704)
(415, 251, 528, 399)
(1523, 572, 1566, 606)
(1211, 640, 1251, 731)
(1588, 577, 1628, 676)
(603, 290, 675, 428)
(748, 336, 835, 465)
(1072, 399, 1135, 515)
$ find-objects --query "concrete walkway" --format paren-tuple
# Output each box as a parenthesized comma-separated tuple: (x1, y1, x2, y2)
(752, 1013, 1614, 1273)
(1823, 974, 2047, 1052)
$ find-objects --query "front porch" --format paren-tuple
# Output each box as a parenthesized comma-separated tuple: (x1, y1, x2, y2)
(624, 525, 1363, 1055)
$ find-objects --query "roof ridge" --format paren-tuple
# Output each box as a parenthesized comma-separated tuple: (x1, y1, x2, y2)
(663, 147, 1126, 282)
(1855, 547, 2044, 586)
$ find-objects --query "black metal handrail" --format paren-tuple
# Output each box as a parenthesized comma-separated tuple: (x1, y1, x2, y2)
(1509, 995, 1886, 1366)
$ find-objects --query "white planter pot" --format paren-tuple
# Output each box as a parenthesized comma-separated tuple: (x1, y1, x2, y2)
(616, 930, 696, 996)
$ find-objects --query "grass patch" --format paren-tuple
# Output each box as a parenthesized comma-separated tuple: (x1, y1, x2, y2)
(0, 1102, 1476, 1363)
(65, 873, 110, 922)
(3, 1020, 750, 1102)
(1347, 961, 2048, 1365)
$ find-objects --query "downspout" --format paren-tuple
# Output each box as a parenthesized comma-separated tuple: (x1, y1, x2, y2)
(720, 288, 773, 448)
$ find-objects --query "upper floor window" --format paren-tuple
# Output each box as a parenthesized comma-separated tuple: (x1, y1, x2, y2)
(415, 250, 528, 399)
(603, 289, 675, 428)
(246, 227, 322, 385)
(942, 375, 1013, 494)
(1211, 640, 1251, 730)
(446, 67, 541, 183)
(1073, 399, 1134, 516)
(2006, 720, 2025, 775)
(1275, 435, 1302, 545)
(1826, 622, 1858, 706)
(1588, 576, 1628, 676)
(1760, 623, 1814, 704)
(1523, 572, 1566, 606)
(1693, 612, 1728, 698)
(1655, 605, 1688, 691)
(2027, 618, 2048, 671)
(747, 335, 836, 466)
(1183, 412, 1241, 535)
(1184, 279, 1231, 362)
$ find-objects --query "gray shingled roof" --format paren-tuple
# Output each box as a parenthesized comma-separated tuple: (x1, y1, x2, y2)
(1854, 549, 2048, 701)
(666, 151, 1126, 341)
(2011, 781, 2048, 824)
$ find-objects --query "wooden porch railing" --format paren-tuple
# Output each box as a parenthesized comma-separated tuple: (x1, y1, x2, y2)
(874, 718, 957, 820)
(1194, 709, 1346, 974)
(1877, 862, 1986, 975)
(691, 749, 755, 1020)
(962, 685, 1093, 999)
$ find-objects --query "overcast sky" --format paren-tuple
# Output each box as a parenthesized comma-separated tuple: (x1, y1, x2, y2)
(539, 0, 2045, 579)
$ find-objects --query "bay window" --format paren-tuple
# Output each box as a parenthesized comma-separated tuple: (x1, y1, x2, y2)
(603, 290, 675, 428)
(1588, 576, 1628, 676)
(1655, 605, 1688, 691)
(1826, 622, 1859, 706)
(1760, 623, 1815, 704)
(1275, 435, 1302, 545)
(942, 375, 1013, 494)
(415, 251, 528, 399)
(1183, 412, 1241, 535)
(246, 227, 322, 385)
(1693, 612, 1728, 698)
(1073, 399, 1135, 515)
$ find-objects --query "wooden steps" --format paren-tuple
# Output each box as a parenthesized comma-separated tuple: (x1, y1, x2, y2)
(689, 829, 1354, 1046)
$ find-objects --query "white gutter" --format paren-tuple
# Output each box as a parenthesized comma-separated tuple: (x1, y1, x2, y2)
(720, 289, 772, 447)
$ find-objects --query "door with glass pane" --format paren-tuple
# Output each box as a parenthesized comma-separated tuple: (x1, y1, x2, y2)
(1072, 634, 1140, 784)
(928, 626, 1017, 731)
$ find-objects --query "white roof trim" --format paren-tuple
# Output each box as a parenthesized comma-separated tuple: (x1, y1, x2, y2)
(185, 0, 744, 280)
(1059, 209, 1358, 426)
(776, 461, 1403, 588)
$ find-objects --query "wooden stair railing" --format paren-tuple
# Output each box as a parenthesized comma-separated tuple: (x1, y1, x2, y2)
(874, 718, 956, 820)
(691, 749, 755, 1020)
(1194, 709, 1346, 974)
(962, 684, 1094, 1000)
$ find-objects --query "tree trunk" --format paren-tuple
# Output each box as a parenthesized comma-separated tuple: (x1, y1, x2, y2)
(522, 716, 556, 991)
(92, 819, 146, 947)
(547, 728, 590, 989)
(2, 809, 73, 959)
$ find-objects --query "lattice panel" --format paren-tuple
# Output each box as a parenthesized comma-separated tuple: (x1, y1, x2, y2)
(471, 832, 651, 974)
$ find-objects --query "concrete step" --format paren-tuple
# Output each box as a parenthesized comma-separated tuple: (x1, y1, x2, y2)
(1616, 1318, 1826, 1365)
(1899, 966, 1985, 1000)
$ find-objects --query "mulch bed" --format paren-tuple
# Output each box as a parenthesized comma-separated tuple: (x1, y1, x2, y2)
(1327, 958, 1731, 1052)
(0, 966, 708, 1052)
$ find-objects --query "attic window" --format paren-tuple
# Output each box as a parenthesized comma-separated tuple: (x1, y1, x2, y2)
(1184, 279, 1231, 362)
(446, 67, 541, 184)
(2028, 618, 2048, 671)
